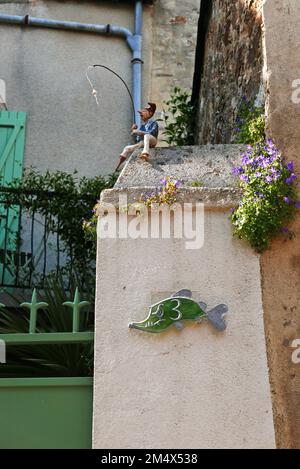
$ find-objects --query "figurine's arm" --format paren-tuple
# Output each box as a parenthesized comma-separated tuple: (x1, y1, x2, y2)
(131, 121, 159, 138)
(132, 129, 146, 137)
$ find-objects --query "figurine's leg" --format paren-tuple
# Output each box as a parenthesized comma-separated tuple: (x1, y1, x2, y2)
(120, 143, 141, 158)
(139, 135, 157, 161)
(116, 142, 143, 171)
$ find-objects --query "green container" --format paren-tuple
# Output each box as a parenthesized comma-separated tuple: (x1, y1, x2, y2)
(0, 377, 93, 449)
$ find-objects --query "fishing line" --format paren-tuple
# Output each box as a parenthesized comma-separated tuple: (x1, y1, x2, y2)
(86, 64, 136, 124)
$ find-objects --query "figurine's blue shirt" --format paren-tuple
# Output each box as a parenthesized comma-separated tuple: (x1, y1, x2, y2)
(136, 118, 159, 142)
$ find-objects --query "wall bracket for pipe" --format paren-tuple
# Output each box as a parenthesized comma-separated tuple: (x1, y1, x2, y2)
(131, 58, 144, 65)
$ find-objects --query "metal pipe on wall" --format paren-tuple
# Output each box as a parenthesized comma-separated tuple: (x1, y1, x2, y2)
(132, 0, 143, 126)
(0, 0, 143, 124)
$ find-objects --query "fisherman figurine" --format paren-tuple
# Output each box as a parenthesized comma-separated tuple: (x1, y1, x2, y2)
(116, 102, 159, 171)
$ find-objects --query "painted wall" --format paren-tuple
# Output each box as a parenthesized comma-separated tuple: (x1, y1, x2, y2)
(261, 0, 300, 449)
(0, 0, 201, 175)
(92, 147, 275, 448)
(196, 0, 263, 144)
(0, 0, 152, 176)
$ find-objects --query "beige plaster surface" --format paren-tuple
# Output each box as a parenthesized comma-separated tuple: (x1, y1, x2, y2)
(0, 0, 152, 176)
(93, 147, 275, 448)
(261, 0, 300, 448)
(93, 209, 275, 448)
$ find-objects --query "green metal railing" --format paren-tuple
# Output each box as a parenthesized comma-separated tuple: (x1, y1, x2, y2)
(0, 287, 94, 448)
(0, 287, 94, 345)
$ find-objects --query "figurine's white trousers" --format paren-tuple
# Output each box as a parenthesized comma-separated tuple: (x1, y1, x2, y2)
(120, 134, 157, 158)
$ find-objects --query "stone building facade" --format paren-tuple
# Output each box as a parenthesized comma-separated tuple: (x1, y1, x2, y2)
(196, 0, 263, 144)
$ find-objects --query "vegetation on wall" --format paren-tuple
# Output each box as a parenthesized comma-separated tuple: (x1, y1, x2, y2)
(139, 177, 181, 208)
(163, 87, 195, 146)
(83, 177, 182, 244)
(0, 169, 117, 377)
(2, 168, 117, 273)
(231, 99, 299, 252)
(233, 97, 265, 145)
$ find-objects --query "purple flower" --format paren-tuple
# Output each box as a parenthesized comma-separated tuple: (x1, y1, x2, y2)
(287, 161, 294, 172)
(232, 166, 244, 176)
(159, 178, 167, 186)
(262, 159, 270, 169)
(284, 197, 290, 204)
(296, 202, 300, 209)
(270, 167, 277, 175)
(242, 154, 250, 164)
(255, 172, 262, 178)
(281, 227, 289, 234)
(230, 208, 235, 213)
(286, 177, 292, 185)
(174, 180, 181, 188)
(265, 176, 273, 183)
(291, 173, 297, 180)
(240, 174, 249, 183)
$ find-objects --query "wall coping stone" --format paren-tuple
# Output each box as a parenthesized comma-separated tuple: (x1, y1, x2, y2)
(102, 144, 243, 209)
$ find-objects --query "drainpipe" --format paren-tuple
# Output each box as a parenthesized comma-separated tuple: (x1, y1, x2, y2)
(0, 0, 143, 124)
(132, 0, 143, 126)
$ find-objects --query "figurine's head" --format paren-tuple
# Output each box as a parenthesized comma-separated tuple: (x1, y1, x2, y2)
(138, 102, 156, 121)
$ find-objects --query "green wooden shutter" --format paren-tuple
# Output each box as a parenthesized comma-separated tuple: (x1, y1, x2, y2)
(0, 111, 26, 285)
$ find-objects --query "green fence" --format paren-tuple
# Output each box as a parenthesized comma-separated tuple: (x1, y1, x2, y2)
(0, 377, 93, 449)
(0, 287, 94, 448)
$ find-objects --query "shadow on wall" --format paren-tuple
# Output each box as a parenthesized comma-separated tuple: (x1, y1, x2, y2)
(195, 0, 263, 145)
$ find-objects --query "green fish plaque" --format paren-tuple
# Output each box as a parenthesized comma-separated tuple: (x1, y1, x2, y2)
(129, 290, 228, 333)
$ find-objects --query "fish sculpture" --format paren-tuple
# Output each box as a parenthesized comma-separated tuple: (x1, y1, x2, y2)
(129, 289, 228, 333)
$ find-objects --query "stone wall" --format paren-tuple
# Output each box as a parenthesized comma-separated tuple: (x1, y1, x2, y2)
(150, 0, 200, 145)
(196, 0, 263, 144)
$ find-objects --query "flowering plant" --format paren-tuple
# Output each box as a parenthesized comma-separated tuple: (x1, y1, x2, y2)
(231, 139, 300, 252)
(234, 97, 265, 145)
(140, 177, 181, 208)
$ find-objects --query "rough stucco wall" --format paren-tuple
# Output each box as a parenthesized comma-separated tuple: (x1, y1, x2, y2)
(0, 0, 152, 176)
(93, 211, 275, 449)
(196, 0, 263, 144)
(262, 0, 300, 449)
(150, 0, 200, 145)
(92, 147, 275, 449)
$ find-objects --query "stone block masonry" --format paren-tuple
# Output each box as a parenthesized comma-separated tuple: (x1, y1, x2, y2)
(196, 0, 263, 144)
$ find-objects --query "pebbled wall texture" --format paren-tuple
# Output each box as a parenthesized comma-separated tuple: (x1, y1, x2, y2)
(196, 0, 264, 144)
